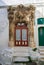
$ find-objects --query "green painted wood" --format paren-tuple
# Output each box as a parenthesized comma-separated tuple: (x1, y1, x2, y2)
(38, 27, 44, 46)
(37, 18, 44, 24)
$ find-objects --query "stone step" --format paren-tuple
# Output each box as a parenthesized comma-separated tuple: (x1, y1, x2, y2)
(39, 47, 44, 61)
(40, 54, 44, 56)
(40, 51, 44, 54)
(13, 52, 29, 56)
(39, 50, 44, 52)
(40, 58, 44, 61)
(12, 57, 29, 62)
(39, 46, 44, 49)
(13, 47, 29, 52)
(12, 47, 31, 57)
(40, 55, 44, 58)
(13, 63, 26, 65)
(40, 52, 44, 56)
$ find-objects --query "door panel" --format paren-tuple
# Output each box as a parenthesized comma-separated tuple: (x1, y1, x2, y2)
(15, 26, 28, 46)
(22, 29, 27, 41)
(38, 27, 44, 46)
(16, 29, 21, 46)
(16, 29, 21, 40)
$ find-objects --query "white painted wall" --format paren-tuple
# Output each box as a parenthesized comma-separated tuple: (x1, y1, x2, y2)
(0, 8, 9, 50)
(0, 0, 44, 6)
(34, 6, 44, 48)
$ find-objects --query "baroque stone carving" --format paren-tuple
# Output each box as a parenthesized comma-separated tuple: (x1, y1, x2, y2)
(7, 4, 36, 48)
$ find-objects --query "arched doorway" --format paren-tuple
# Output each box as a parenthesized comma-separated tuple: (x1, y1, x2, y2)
(38, 27, 44, 46)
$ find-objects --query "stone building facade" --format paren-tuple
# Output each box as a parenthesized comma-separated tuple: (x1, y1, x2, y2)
(8, 4, 36, 48)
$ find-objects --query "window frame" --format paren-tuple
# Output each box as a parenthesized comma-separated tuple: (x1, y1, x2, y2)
(15, 25, 28, 46)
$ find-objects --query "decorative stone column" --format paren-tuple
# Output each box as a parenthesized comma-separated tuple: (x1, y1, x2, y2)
(7, 5, 36, 48)
(7, 6, 15, 47)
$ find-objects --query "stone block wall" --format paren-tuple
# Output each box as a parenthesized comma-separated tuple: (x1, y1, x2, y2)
(7, 4, 36, 48)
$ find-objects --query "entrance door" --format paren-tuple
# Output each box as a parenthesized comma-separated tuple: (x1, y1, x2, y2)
(38, 27, 44, 46)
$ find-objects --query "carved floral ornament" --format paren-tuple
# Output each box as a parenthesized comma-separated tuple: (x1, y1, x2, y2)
(8, 4, 35, 24)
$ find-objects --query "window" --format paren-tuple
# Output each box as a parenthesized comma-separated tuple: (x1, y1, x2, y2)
(22, 29, 27, 40)
(37, 18, 44, 24)
(16, 29, 21, 40)
(15, 22, 28, 46)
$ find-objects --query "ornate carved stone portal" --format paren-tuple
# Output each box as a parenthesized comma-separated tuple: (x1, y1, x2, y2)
(7, 4, 36, 48)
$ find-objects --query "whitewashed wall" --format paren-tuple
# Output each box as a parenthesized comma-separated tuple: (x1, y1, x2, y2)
(0, 0, 44, 6)
(0, 8, 9, 50)
(34, 6, 44, 48)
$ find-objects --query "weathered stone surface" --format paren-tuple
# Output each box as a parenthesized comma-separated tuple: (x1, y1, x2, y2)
(7, 4, 36, 48)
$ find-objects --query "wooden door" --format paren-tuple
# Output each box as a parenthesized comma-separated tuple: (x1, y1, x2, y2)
(15, 26, 28, 46)
(38, 27, 44, 46)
